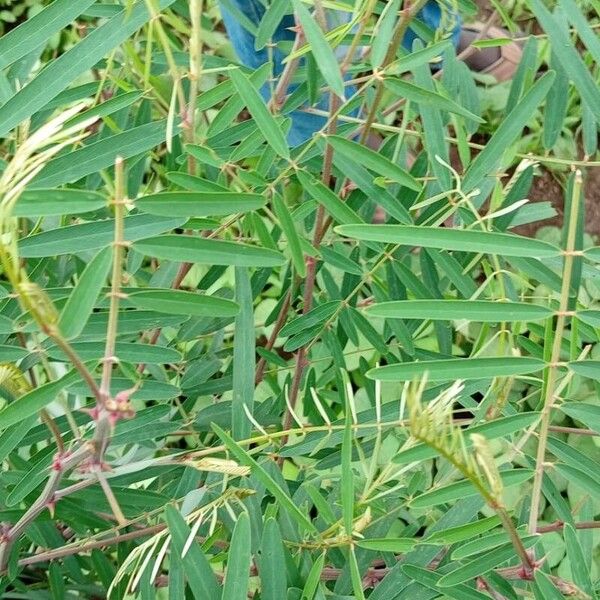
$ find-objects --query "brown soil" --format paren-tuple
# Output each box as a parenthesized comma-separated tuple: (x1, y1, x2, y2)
(519, 168, 600, 238)
(582, 166, 600, 236)
(471, 0, 600, 239)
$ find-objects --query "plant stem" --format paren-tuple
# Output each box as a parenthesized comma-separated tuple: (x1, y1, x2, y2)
(271, 28, 305, 111)
(359, 0, 429, 144)
(0, 444, 92, 571)
(51, 334, 103, 404)
(186, 0, 203, 174)
(282, 0, 394, 436)
(144, 0, 186, 111)
(16, 524, 167, 567)
(96, 471, 127, 526)
(100, 157, 126, 404)
(528, 170, 582, 534)
(255, 286, 294, 384)
(496, 506, 534, 573)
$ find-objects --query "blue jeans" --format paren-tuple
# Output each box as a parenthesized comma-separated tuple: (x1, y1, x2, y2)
(219, 1, 462, 146)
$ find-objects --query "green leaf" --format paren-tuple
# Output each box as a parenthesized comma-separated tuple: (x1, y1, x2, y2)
(207, 64, 272, 137)
(14, 189, 106, 217)
(558, 401, 600, 433)
(0, 315, 15, 334)
(368, 357, 544, 382)
(259, 518, 287, 600)
(329, 147, 413, 224)
(6, 452, 54, 507)
(402, 565, 490, 600)
(438, 539, 538, 587)
(411, 469, 533, 508)
(301, 551, 326, 600)
(0, 346, 30, 361)
(228, 67, 289, 159)
(31, 121, 174, 189)
(385, 78, 484, 123)
(19, 214, 186, 257)
(543, 38, 570, 151)
(367, 497, 485, 599)
(568, 360, 600, 383)
(291, 0, 345, 99)
(280, 302, 339, 337)
(68, 378, 180, 401)
(47, 342, 182, 364)
(559, 0, 600, 65)
(64, 91, 143, 129)
(348, 545, 366, 600)
(527, 0, 600, 121)
(166, 172, 229, 192)
(336, 225, 560, 258)
(555, 463, 600, 498)
(0, 368, 81, 430)
(366, 300, 552, 322)
(136, 191, 265, 217)
(255, 0, 291, 50)
(371, 0, 402, 68)
(547, 436, 599, 481)
(425, 516, 501, 545)
(461, 71, 555, 193)
(296, 170, 363, 225)
(211, 424, 318, 534)
(452, 530, 514, 560)
(576, 310, 600, 328)
(0, 0, 176, 136)
(221, 512, 251, 600)
(128, 290, 239, 318)
(583, 246, 600, 262)
(0, 417, 37, 463)
(355, 538, 416, 553)
(133, 235, 285, 267)
(232, 268, 255, 441)
(164, 505, 220, 599)
(0, 0, 97, 70)
(394, 413, 540, 464)
(168, 555, 185, 600)
(563, 523, 594, 597)
(184, 144, 224, 168)
(326, 135, 421, 191)
(273, 193, 306, 277)
(59, 247, 112, 339)
(533, 570, 565, 600)
(78, 310, 187, 340)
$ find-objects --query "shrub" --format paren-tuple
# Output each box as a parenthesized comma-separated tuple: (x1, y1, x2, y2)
(0, 1, 598, 598)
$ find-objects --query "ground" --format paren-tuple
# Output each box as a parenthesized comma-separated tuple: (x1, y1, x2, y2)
(473, 0, 600, 237)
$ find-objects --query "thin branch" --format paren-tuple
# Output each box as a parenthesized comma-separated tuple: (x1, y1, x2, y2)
(0, 444, 92, 570)
(271, 27, 305, 111)
(255, 286, 294, 384)
(186, 0, 204, 174)
(536, 520, 600, 534)
(100, 156, 126, 405)
(528, 171, 583, 534)
(548, 425, 597, 436)
(359, 0, 430, 144)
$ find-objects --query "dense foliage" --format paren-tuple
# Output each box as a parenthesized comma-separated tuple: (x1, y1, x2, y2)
(0, 1, 599, 598)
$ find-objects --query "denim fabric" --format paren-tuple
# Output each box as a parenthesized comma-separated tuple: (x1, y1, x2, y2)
(219, 1, 461, 145)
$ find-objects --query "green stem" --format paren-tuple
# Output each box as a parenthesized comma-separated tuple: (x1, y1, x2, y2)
(144, 0, 186, 111)
(186, 0, 203, 174)
(528, 170, 583, 533)
(100, 158, 126, 403)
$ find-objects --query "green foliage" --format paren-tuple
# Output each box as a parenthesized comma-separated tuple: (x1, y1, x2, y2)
(0, 1, 598, 599)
